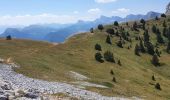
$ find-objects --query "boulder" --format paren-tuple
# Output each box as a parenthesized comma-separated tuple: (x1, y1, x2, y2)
(24, 93, 38, 99)
(0, 95, 8, 100)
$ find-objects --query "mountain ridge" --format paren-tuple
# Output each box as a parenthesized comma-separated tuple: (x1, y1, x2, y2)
(1, 11, 161, 42)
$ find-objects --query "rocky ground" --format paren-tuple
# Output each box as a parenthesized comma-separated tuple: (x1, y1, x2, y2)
(0, 63, 138, 100)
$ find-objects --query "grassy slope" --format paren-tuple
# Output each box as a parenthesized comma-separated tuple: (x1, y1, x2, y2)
(0, 17, 170, 99)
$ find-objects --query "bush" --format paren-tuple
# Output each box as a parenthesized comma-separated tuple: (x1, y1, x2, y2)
(106, 35, 112, 44)
(106, 28, 115, 35)
(95, 52, 104, 63)
(140, 19, 145, 24)
(135, 44, 140, 56)
(6, 35, 12, 40)
(110, 70, 114, 75)
(152, 54, 160, 66)
(155, 48, 160, 57)
(161, 13, 166, 18)
(152, 25, 157, 33)
(145, 42, 155, 55)
(114, 21, 119, 26)
(155, 83, 161, 90)
(118, 60, 122, 66)
(155, 16, 159, 20)
(95, 44, 102, 51)
(117, 40, 123, 48)
(152, 75, 156, 81)
(104, 51, 115, 63)
(140, 40, 146, 53)
(167, 41, 170, 53)
(144, 30, 150, 42)
(112, 77, 116, 82)
(90, 28, 94, 33)
(98, 24, 104, 31)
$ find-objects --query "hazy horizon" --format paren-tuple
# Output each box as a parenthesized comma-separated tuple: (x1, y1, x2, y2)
(0, 0, 169, 26)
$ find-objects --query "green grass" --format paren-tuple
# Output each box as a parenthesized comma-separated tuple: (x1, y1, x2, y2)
(0, 16, 170, 99)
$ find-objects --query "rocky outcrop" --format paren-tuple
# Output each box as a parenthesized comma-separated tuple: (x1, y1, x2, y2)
(166, 2, 170, 15)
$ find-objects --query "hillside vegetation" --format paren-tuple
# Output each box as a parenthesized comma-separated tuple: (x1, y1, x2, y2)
(0, 15, 170, 99)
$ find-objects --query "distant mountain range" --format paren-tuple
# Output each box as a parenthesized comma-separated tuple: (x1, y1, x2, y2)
(0, 11, 161, 43)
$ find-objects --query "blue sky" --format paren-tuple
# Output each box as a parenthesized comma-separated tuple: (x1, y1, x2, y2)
(0, 0, 169, 26)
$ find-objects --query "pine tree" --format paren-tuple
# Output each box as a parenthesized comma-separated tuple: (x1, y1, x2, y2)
(163, 20, 167, 27)
(118, 60, 122, 66)
(140, 19, 145, 24)
(152, 54, 160, 66)
(117, 40, 123, 48)
(155, 16, 159, 20)
(161, 13, 166, 18)
(106, 28, 115, 35)
(6, 35, 12, 40)
(95, 52, 104, 63)
(155, 48, 160, 57)
(155, 83, 161, 90)
(104, 51, 115, 63)
(139, 40, 146, 53)
(157, 34, 164, 44)
(145, 42, 155, 55)
(152, 25, 157, 33)
(114, 21, 119, 26)
(152, 75, 156, 81)
(163, 27, 167, 37)
(144, 30, 150, 42)
(98, 24, 104, 31)
(95, 44, 102, 51)
(167, 41, 170, 53)
(110, 70, 114, 75)
(135, 44, 140, 56)
(90, 28, 94, 33)
(106, 35, 112, 44)
(133, 21, 138, 31)
(112, 77, 116, 82)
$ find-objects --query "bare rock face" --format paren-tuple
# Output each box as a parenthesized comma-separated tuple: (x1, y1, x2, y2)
(166, 2, 170, 15)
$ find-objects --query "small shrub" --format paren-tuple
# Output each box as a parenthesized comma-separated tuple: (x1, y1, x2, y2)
(152, 75, 156, 81)
(95, 52, 104, 63)
(110, 70, 114, 75)
(155, 83, 161, 90)
(6, 35, 12, 40)
(112, 77, 116, 82)
(114, 21, 119, 26)
(152, 54, 160, 66)
(104, 51, 115, 63)
(95, 44, 102, 51)
(98, 24, 104, 31)
(118, 60, 122, 66)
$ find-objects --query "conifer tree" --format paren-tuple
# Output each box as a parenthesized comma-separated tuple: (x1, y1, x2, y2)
(104, 51, 115, 63)
(106, 35, 112, 44)
(152, 54, 160, 66)
(163, 20, 167, 27)
(155, 83, 161, 90)
(117, 40, 123, 48)
(167, 41, 170, 53)
(95, 52, 104, 63)
(144, 30, 150, 43)
(152, 25, 157, 33)
(95, 44, 102, 51)
(155, 48, 160, 57)
(135, 44, 140, 56)
(140, 40, 146, 53)
(90, 28, 94, 33)
(98, 24, 104, 31)
(145, 42, 155, 55)
(114, 21, 119, 26)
